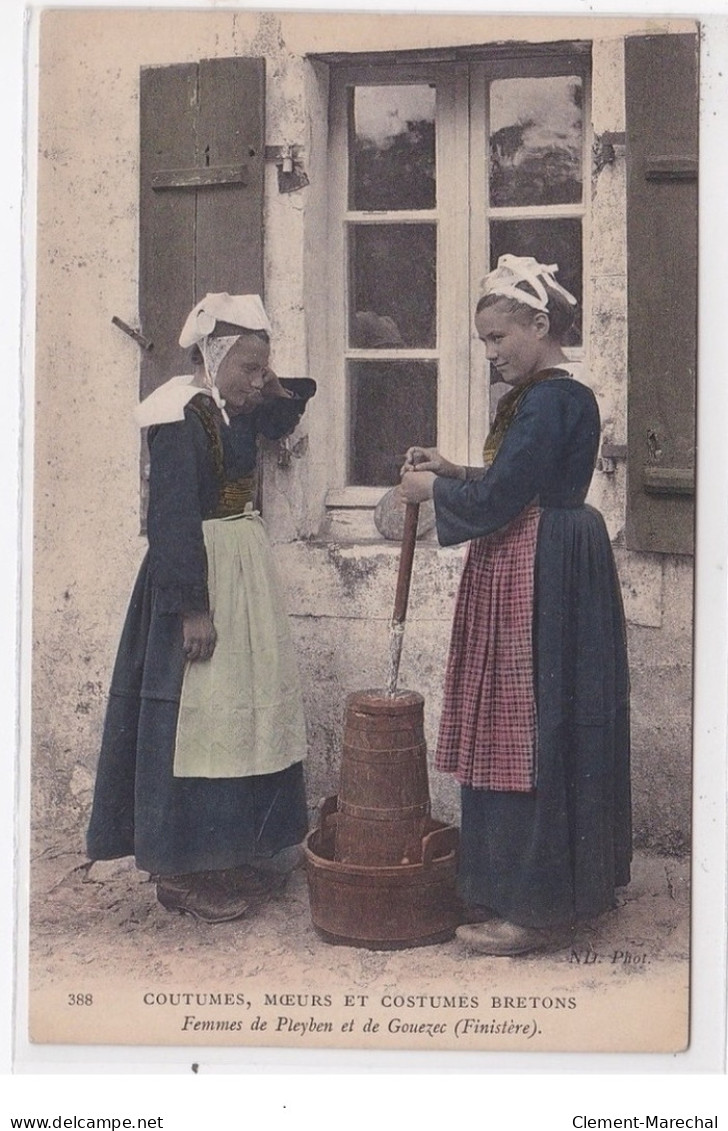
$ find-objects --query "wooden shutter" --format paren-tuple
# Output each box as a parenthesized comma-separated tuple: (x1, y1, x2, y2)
(139, 57, 265, 397)
(624, 33, 698, 554)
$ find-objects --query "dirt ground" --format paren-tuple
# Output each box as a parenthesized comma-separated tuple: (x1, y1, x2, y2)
(24, 830, 691, 1060)
(29, 840, 689, 980)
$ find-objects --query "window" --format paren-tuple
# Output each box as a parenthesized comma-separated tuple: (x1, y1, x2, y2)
(347, 83, 439, 487)
(487, 73, 585, 347)
(326, 50, 590, 506)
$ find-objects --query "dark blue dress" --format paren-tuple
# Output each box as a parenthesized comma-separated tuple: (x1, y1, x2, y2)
(87, 383, 314, 876)
(433, 374, 632, 928)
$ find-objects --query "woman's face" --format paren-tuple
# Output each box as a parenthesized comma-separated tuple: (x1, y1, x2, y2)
(474, 303, 548, 386)
(215, 334, 271, 414)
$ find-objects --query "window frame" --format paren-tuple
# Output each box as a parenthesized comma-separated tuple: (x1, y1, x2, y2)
(325, 49, 591, 511)
(473, 56, 591, 435)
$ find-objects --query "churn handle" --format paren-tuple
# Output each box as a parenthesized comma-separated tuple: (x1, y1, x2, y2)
(422, 824, 459, 868)
(392, 502, 420, 625)
(319, 794, 339, 833)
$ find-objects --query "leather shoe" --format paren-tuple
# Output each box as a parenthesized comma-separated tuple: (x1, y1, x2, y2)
(156, 873, 251, 924)
(459, 903, 498, 925)
(456, 919, 569, 956)
(214, 865, 287, 899)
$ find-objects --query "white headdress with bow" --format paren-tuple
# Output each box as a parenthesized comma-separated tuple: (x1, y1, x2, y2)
(480, 255, 577, 313)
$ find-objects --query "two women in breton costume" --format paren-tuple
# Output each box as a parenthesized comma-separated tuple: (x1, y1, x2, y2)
(89, 260, 631, 950)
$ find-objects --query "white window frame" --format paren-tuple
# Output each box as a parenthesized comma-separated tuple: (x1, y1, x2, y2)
(325, 51, 591, 514)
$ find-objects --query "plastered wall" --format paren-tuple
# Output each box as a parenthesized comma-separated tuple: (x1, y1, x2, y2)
(31, 10, 694, 851)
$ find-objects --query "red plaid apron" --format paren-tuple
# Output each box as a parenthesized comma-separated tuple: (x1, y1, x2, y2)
(434, 505, 541, 791)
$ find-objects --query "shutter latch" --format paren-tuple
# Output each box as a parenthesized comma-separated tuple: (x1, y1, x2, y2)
(264, 144, 309, 194)
(598, 440, 627, 476)
(111, 316, 153, 352)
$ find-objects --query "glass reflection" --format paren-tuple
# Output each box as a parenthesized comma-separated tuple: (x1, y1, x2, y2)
(489, 76, 583, 207)
(490, 218, 583, 346)
(349, 361, 437, 486)
(349, 224, 436, 349)
(350, 85, 436, 211)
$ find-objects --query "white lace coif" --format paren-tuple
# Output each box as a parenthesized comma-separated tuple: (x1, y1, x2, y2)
(179, 294, 272, 425)
(480, 255, 577, 313)
(178, 293, 272, 347)
(134, 293, 272, 428)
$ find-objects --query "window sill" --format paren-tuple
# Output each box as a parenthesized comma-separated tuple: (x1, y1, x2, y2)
(323, 486, 442, 545)
(325, 488, 393, 543)
(325, 486, 388, 510)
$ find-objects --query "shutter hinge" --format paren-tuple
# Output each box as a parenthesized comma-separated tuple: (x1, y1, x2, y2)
(597, 441, 627, 475)
(264, 144, 305, 167)
(592, 131, 626, 175)
(264, 145, 309, 194)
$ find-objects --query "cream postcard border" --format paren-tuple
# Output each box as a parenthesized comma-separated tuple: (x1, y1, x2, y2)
(7, 0, 728, 1074)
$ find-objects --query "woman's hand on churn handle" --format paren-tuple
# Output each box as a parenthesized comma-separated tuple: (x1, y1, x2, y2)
(399, 469, 435, 504)
(398, 445, 465, 504)
(400, 446, 465, 479)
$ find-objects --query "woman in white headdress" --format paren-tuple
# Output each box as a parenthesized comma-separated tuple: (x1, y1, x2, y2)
(400, 257, 631, 955)
(87, 294, 316, 923)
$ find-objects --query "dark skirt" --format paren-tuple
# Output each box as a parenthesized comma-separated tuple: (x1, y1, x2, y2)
(455, 505, 632, 928)
(86, 556, 309, 876)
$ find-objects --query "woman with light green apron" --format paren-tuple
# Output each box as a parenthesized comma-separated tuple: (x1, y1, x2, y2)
(87, 293, 316, 923)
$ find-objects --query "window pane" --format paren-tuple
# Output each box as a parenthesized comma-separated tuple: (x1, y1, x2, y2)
(489, 76, 583, 207)
(350, 85, 436, 211)
(349, 360, 437, 486)
(349, 224, 436, 349)
(490, 218, 583, 345)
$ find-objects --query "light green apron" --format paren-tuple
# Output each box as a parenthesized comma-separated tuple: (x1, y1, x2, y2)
(173, 512, 307, 778)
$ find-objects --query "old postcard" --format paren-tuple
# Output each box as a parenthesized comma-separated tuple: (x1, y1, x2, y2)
(18, 4, 725, 1067)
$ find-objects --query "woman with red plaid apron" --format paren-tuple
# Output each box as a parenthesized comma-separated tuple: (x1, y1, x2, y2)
(400, 256, 631, 955)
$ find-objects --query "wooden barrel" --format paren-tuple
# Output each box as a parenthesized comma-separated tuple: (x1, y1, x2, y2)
(333, 689, 431, 866)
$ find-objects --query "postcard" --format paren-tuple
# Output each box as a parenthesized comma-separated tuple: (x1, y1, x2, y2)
(17, 4, 726, 1068)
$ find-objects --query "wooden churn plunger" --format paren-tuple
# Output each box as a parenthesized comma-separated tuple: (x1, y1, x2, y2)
(304, 490, 460, 949)
(385, 501, 419, 696)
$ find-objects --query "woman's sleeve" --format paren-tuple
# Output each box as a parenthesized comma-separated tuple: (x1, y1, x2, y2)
(146, 417, 209, 615)
(256, 378, 317, 440)
(433, 383, 572, 546)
